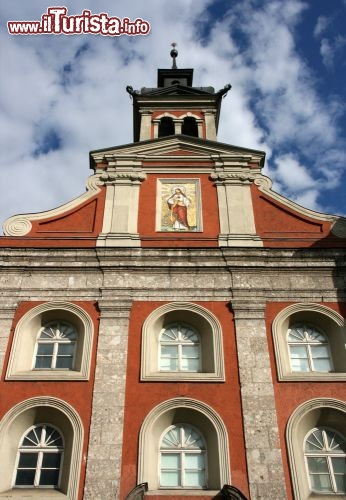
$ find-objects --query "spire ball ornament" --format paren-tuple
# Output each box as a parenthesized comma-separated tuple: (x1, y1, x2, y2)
(170, 42, 178, 69)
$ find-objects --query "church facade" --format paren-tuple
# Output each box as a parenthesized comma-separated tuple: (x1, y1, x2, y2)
(0, 51, 345, 500)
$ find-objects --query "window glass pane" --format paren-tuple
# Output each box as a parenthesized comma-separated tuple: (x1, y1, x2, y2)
(37, 344, 54, 355)
(311, 345, 329, 358)
(335, 474, 346, 493)
(42, 452, 61, 468)
(290, 357, 309, 372)
(58, 343, 75, 355)
(22, 427, 42, 446)
(35, 356, 52, 369)
(185, 453, 204, 468)
(161, 346, 178, 357)
(332, 457, 346, 474)
(18, 453, 38, 468)
(307, 457, 329, 473)
(39, 469, 60, 486)
(160, 358, 178, 370)
(305, 430, 324, 451)
(55, 356, 73, 369)
(185, 470, 205, 487)
(313, 358, 331, 372)
(290, 346, 308, 358)
(15, 469, 36, 485)
(161, 453, 180, 467)
(181, 358, 199, 371)
(310, 473, 332, 492)
(160, 471, 180, 487)
(182, 346, 199, 358)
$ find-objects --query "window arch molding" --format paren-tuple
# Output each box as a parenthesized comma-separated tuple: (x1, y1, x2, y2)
(272, 303, 346, 381)
(138, 397, 231, 492)
(6, 301, 94, 380)
(153, 112, 202, 138)
(286, 398, 346, 500)
(141, 302, 225, 381)
(0, 396, 83, 499)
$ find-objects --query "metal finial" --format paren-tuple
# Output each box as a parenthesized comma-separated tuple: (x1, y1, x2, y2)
(170, 42, 178, 69)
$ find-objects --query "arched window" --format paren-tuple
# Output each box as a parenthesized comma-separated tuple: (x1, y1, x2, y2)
(304, 427, 346, 494)
(138, 397, 231, 491)
(286, 398, 346, 499)
(182, 117, 198, 137)
(141, 302, 225, 381)
(6, 301, 94, 380)
(272, 303, 346, 381)
(287, 323, 332, 372)
(160, 424, 207, 488)
(160, 323, 201, 372)
(34, 321, 77, 370)
(15, 424, 64, 488)
(158, 117, 174, 137)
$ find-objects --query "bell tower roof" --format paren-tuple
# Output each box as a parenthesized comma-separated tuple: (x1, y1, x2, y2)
(156, 43, 194, 88)
(126, 45, 231, 142)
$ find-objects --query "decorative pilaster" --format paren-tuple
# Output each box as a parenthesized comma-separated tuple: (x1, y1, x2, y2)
(0, 303, 17, 375)
(96, 163, 146, 247)
(211, 165, 263, 247)
(174, 119, 183, 134)
(83, 299, 133, 500)
(139, 110, 152, 141)
(203, 110, 217, 140)
(231, 300, 287, 500)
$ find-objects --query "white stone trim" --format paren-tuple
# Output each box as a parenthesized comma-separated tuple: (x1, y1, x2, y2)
(272, 303, 346, 381)
(6, 302, 94, 381)
(138, 397, 231, 491)
(254, 175, 346, 236)
(141, 302, 225, 381)
(286, 398, 346, 500)
(0, 397, 83, 500)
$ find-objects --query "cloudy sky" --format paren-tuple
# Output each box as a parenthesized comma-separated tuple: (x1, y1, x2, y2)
(1, 0, 345, 231)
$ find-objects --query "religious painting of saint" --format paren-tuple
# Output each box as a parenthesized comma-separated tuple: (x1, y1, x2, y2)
(157, 179, 202, 232)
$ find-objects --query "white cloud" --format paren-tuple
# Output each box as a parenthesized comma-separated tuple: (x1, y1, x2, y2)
(274, 154, 316, 192)
(313, 16, 330, 38)
(0, 0, 345, 230)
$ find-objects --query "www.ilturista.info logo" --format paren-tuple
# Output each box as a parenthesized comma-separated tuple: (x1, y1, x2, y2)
(7, 7, 151, 36)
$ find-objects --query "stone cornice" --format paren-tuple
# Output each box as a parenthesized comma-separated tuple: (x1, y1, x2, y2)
(90, 136, 265, 167)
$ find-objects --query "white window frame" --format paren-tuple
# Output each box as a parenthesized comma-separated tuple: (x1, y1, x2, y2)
(0, 397, 83, 499)
(138, 397, 231, 493)
(304, 427, 346, 495)
(286, 398, 346, 500)
(272, 303, 346, 381)
(14, 424, 64, 489)
(34, 321, 77, 370)
(141, 302, 225, 381)
(159, 424, 207, 489)
(6, 301, 94, 380)
(287, 323, 333, 373)
(159, 323, 201, 373)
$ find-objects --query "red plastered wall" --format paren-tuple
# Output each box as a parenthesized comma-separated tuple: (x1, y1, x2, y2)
(0, 300, 100, 500)
(119, 301, 249, 499)
(265, 301, 346, 500)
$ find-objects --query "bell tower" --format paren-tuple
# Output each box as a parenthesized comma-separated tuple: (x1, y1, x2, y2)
(126, 44, 231, 142)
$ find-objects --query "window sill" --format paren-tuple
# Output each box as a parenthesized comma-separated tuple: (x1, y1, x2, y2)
(0, 489, 67, 499)
(5, 370, 88, 381)
(141, 373, 225, 382)
(146, 491, 220, 497)
(278, 372, 346, 382)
